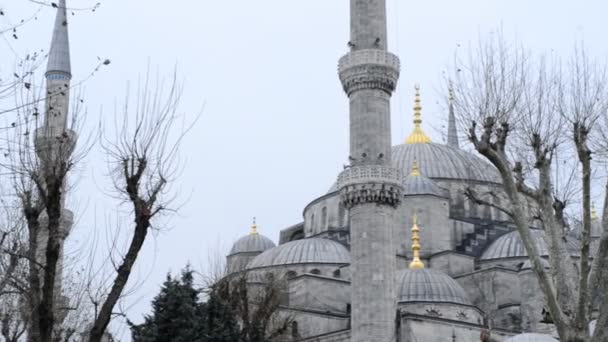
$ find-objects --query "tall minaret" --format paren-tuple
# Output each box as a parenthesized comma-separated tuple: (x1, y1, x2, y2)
(337, 1, 402, 341)
(34, 0, 76, 325)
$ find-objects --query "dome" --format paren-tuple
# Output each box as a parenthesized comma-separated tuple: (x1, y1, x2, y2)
(397, 268, 471, 305)
(229, 233, 276, 255)
(392, 143, 501, 184)
(505, 333, 558, 342)
(328, 143, 501, 193)
(482, 230, 580, 260)
(403, 170, 448, 198)
(247, 238, 350, 269)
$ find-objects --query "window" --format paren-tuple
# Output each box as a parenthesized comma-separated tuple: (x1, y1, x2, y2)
(321, 207, 328, 229)
(333, 269, 341, 278)
(291, 321, 299, 338)
(265, 273, 274, 282)
(286, 271, 297, 279)
(338, 203, 345, 227)
(310, 269, 321, 275)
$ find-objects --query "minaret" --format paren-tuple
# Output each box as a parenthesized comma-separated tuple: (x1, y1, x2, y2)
(447, 83, 460, 149)
(34, 0, 76, 325)
(337, 1, 402, 340)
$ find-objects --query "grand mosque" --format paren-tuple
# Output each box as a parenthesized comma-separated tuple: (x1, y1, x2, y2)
(222, 1, 593, 342)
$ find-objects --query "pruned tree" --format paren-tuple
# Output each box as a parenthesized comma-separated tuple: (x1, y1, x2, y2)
(448, 33, 608, 341)
(87, 71, 194, 342)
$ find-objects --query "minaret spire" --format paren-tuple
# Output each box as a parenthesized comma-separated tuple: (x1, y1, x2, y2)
(43, 0, 72, 133)
(447, 82, 460, 149)
(405, 85, 432, 144)
(47, 0, 71, 77)
(409, 214, 425, 270)
(337, 1, 402, 340)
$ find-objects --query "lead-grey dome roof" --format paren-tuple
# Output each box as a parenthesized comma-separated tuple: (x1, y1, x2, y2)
(505, 333, 558, 342)
(328, 143, 501, 193)
(403, 172, 448, 198)
(397, 268, 471, 305)
(392, 143, 501, 184)
(247, 238, 350, 269)
(481, 230, 580, 260)
(229, 234, 276, 256)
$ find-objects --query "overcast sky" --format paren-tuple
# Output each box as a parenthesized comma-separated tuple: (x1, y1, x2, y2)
(2, 0, 608, 339)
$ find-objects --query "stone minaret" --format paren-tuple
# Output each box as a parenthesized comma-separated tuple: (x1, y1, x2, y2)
(336, 1, 402, 340)
(34, 0, 76, 323)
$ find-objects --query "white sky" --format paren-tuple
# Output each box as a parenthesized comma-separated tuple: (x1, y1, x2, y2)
(1, 0, 608, 339)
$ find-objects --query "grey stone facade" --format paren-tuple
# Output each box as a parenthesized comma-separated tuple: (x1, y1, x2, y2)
(222, 1, 579, 341)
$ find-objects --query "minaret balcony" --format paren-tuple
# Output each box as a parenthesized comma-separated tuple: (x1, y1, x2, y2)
(34, 127, 77, 162)
(337, 165, 403, 208)
(338, 49, 400, 96)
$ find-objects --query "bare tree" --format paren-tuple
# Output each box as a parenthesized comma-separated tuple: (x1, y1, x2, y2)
(87, 71, 194, 342)
(448, 34, 608, 341)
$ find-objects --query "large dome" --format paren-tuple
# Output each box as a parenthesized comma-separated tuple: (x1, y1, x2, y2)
(505, 333, 558, 342)
(481, 230, 580, 260)
(229, 233, 276, 255)
(328, 143, 501, 193)
(397, 268, 471, 305)
(247, 238, 350, 270)
(392, 143, 501, 184)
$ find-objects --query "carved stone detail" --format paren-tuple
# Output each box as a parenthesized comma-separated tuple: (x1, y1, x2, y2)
(338, 49, 400, 96)
(338, 165, 403, 208)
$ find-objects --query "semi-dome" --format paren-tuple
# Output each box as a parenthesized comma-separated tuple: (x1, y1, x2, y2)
(247, 238, 350, 270)
(397, 268, 471, 305)
(505, 333, 558, 342)
(482, 230, 580, 260)
(403, 161, 448, 198)
(229, 233, 276, 256)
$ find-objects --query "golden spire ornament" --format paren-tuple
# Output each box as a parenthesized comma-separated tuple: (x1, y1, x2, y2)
(410, 159, 421, 176)
(250, 217, 259, 235)
(409, 213, 425, 270)
(405, 85, 432, 145)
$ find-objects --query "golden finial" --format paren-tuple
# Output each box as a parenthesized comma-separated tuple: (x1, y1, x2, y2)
(410, 159, 421, 176)
(591, 203, 598, 221)
(405, 85, 432, 145)
(250, 217, 259, 235)
(409, 213, 425, 270)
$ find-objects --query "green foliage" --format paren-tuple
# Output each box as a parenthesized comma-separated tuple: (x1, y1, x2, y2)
(129, 266, 238, 342)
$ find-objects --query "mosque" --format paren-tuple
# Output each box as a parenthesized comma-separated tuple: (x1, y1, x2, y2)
(223, 1, 593, 342)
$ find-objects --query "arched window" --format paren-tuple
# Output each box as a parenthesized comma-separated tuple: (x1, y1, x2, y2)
(310, 269, 321, 275)
(333, 269, 341, 278)
(286, 271, 297, 280)
(309, 214, 315, 234)
(291, 321, 299, 338)
(469, 198, 479, 218)
(483, 204, 492, 220)
(321, 207, 328, 229)
(338, 203, 345, 227)
(265, 273, 274, 282)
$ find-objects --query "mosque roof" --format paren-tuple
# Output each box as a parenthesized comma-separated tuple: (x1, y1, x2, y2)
(229, 234, 276, 256)
(247, 238, 350, 269)
(504, 333, 558, 342)
(481, 230, 580, 260)
(396, 268, 471, 305)
(403, 160, 448, 198)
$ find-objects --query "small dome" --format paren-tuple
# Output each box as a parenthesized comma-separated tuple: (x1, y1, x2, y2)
(505, 333, 558, 342)
(481, 230, 580, 260)
(403, 172, 448, 198)
(229, 234, 275, 255)
(247, 238, 350, 269)
(397, 268, 471, 305)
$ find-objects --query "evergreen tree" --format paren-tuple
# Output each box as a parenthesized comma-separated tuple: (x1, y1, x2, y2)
(129, 266, 239, 342)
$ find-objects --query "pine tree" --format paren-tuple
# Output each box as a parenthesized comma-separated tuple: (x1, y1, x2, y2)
(129, 266, 239, 342)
